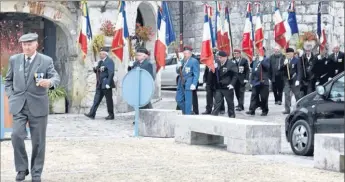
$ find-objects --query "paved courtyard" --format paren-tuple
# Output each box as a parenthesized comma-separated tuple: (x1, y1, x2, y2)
(1, 91, 343, 181)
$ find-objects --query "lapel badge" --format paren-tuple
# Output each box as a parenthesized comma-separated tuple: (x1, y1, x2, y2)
(292, 64, 295, 69)
(222, 67, 227, 72)
(338, 59, 342, 62)
(185, 67, 190, 73)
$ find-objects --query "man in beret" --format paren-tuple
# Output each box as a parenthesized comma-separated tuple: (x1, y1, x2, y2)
(129, 47, 154, 109)
(4, 33, 60, 182)
(211, 51, 238, 117)
(85, 47, 115, 120)
(175, 46, 200, 115)
(232, 48, 250, 111)
(280, 47, 302, 114)
(246, 48, 270, 116)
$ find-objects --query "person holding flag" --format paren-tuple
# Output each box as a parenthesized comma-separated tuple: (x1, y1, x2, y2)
(175, 46, 200, 115)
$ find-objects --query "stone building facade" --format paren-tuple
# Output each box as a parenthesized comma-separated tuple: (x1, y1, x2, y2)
(0, 1, 159, 113)
(168, 1, 345, 55)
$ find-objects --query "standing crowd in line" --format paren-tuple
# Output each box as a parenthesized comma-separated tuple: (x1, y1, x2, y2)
(175, 44, 344, 117)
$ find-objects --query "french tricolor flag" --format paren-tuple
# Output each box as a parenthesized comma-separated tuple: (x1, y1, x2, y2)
(317, 2, 327, 52)
(223, 6, 232, 57)
(284, 0, 299, 48)
(254, 3, 264, 59)
(154, 1, 176, 72)
(78, 0, 92, 60)
(242, 2, 254, 62)
(273, 1, 287, 49)
(111, 1, 129, 62)
(200, 4, 215, 73)
(215, 1, 223, 51)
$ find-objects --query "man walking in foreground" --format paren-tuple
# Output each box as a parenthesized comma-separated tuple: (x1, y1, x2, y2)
(4, 33, 60, 182)
(85, 47, 115, 120)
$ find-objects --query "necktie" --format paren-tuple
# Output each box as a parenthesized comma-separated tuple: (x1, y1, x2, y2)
(335, 53, 338, 61)
(24, 57, 31, 81)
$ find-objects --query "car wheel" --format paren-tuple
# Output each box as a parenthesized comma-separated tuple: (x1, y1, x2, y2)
(289, 120, 314, 156)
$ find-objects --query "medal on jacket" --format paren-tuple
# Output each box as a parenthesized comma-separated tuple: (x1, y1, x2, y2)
(35, 73, 44, 86)
(239, 66, 244, 73)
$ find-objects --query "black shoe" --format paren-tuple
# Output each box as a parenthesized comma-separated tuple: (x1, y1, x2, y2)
(274, 101, 278, 105)
(202, 111, 211, 115)
(220, 110, 225, 115)
(16, 170, 29, 181)
(261, 112, 268, 116)
(277, 101, 282, 105)
(228, 115, 235, 118)
(282, 110, 290, 114)
(32, 176, 41, 182)
(132, 121, 135, 125)
(105, 115, 114, 120)
(245, 111, 255, 115)
(84, 113, 95, 119)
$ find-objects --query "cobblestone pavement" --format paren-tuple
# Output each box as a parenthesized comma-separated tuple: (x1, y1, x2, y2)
(1, 91, 343, 181)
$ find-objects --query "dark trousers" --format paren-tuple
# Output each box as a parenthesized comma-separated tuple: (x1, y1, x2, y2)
(176, 86, 199, 114)
(284, 81, 301, 112)
(205, 84, 225, 112)
(12, 101, 47, 177)
(234, 81, 245, 109)
(272, 77, 284, 102)
(212, 89, 235, 117)
(249, 85, 269, 113)
(89, 88, 114, 116)
(300, 79, 315, 98)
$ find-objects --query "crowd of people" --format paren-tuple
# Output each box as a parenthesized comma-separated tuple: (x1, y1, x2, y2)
(175, 44, 344, 117)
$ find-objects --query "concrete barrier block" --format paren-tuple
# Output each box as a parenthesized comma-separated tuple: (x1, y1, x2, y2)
(139, 109, 182, 138)
(314, 134, 344, 173)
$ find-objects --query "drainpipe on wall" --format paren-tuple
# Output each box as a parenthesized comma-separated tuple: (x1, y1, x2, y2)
(179, 1, 183, 52)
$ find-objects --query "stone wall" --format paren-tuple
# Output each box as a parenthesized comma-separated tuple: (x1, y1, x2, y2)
(168, 1, 345, 56)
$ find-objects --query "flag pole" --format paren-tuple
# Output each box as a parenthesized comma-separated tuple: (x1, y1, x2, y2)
(226, 2, 234, 58)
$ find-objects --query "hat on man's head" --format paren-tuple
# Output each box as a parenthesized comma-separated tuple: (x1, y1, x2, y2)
(218, 51, 228, 57)
(233, 49, 241, 53)
(183, 45, 193, 51)
(18, 33, 38, 42)
(286, 47, 294, 53)
(100, 47, 109, 53)
(136, 47, 149, 55)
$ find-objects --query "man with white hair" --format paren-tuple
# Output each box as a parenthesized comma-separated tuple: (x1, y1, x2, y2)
(298, 43, 318, 96)
(269, 45, 285, 105)
(85, 47, 115, 120)
(329, 44, 344, 78)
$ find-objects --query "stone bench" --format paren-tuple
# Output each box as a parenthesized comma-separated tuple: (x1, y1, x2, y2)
(174, 115, 281, 155)
(314, 134, 344, 173)
(139, 109, 182, 138)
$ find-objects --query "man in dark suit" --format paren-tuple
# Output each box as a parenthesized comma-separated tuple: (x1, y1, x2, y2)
(85, 47, 115, 120)
(202, 50, 225, 115)
(212, 51, 238, 118)
(232, 49, 250, 111)
(329, 44, 344, 78)
(280, 48, 302, 114)
(246, 52, 270, 116)
(5, 33, 60, 182)
(298, 47, 318, 96)
(128, 47, 154, 109)
(269, 46, 285, 105)
(315, 47, 332, 85)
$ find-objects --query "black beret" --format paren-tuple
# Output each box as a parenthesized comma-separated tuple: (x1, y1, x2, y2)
(218, 51, 228, 57)
(286, 47, 294, 53)
(100, 47, 109, 52)
(183, 46, 193, 51)
(136, 47, 149, 55)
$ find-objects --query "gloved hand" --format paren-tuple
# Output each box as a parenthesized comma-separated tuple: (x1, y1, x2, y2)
(328, 77, 332, 81)
(227, 84, 234, 90)
(177, 61, 182, 68)
(100, 66, 105, 72)
(298, 49, 304, 57)
(284, 59, 289, 65)
(128, 61, 134, 67)
(335, 70, 338, 74)
(317, 55, 322, 60)
(214, 62, 218, 68)
(202, 83, 206, 88)
(93, 61, 98, 68)
(295, 80, 300, 86)
(316, 81, 320, 85)
(244, 80, 248, 83)
(105, 84, 110, 89)
(190, 84, 196, 90)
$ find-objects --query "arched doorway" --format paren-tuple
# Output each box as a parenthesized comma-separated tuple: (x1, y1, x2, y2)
(0, 12, 71, 110)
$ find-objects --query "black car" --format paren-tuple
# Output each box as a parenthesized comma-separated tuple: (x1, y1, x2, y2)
(285, 72, 344, 156)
